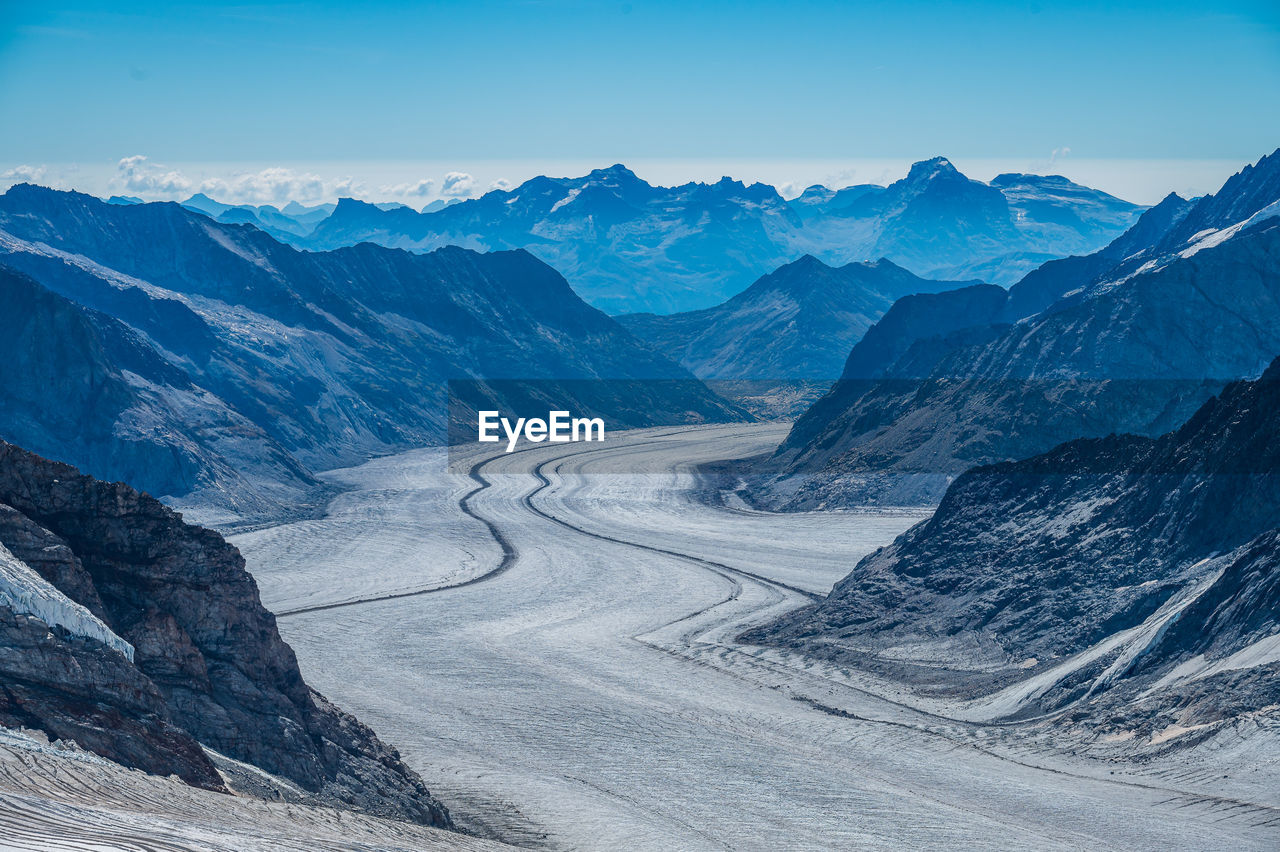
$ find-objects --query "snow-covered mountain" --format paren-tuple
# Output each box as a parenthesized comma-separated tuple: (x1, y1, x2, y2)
(0, 540, 133, 661)
(0, 185, 744, 522)
(760, 148, 1280, 508)
(289, 160, 1142, 314)
(750, 358, 1280, 733)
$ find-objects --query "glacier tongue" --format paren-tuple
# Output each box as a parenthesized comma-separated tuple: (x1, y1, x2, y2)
(0, 541, 133, 661)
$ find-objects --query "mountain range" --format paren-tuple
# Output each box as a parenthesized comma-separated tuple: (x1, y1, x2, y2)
(111, 192, 348, 243)
(287, 160, 1142, 314)
(0, 184, 743, 523)
(180, 193, 340, 239)
(755, 148, 1280, 508)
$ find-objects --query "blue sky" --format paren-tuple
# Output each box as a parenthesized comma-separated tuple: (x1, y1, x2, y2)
(2, 1, 1278, 204)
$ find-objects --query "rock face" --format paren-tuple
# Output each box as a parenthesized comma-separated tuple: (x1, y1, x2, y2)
(297, 160, 1141, 314)
(0, 439, 451, 827)
(0, 604, 223, 791)
(751, 360, 1280, 724)
(617, 255, 977, 381)
(762, 149, 1280, 508)
(0, 185, 743, 521)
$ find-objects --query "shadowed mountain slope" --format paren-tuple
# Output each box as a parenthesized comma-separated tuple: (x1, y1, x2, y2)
(617, 255, 978, 381)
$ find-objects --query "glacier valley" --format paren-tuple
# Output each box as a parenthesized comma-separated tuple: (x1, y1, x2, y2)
(224, 423, 1280, 850)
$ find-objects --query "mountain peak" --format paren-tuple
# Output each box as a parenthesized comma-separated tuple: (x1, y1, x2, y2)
(179, 192, 236, 217)
(779, 253, 828, 273)
(867, 256, 908, 272)
(905, 156, 960, 183)
(1160, 147, 1280, 248)
(1240, 147, 1280, 178)
(990, 172, 1073, 188)
(3, 182, 59, 199)
(320, 196, 386, 227)
(588, 163, 640, 180)
(333, 196, 379, 212)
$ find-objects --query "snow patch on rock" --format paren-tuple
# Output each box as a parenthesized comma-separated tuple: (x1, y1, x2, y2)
(0, 541, 133, 661)
(1180, 199, 1280, 258)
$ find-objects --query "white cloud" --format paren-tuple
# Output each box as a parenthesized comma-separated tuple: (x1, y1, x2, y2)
(105, 157, 371, 204)
(820, 167, 860, 189)
(112, 155, 193, 196)
(380, 178, 435, 197)
(1049, 146, 1072, 167)
(199, 167, 329, 205)
(441, 171, 476, 197)
(1, 164, 48, 186)
(488, 178, 513, 192)
(329, 175, 367, 199)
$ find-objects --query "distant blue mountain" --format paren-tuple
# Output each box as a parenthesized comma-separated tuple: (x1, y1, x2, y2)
(618, 255, 978, 381)
(290, 160, 1143, 315)
(179, 193, 336, 240)
(790, 160, 1144, 287)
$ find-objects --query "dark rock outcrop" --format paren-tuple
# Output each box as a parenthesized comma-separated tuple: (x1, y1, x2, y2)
(0, 605, 225, 790)
(0, 439, 451, 827)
